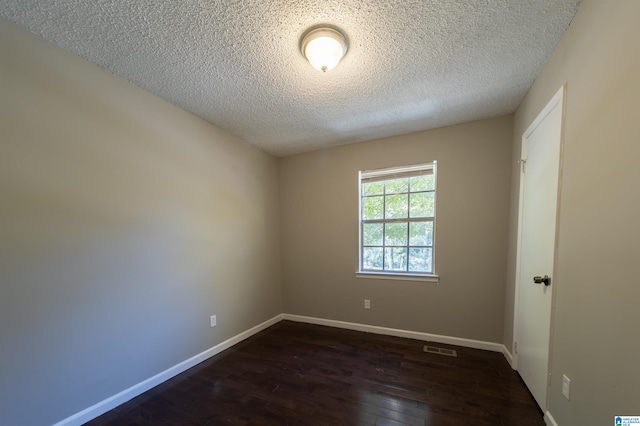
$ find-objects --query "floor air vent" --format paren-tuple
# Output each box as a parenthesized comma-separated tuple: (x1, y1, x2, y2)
(423, 345, 457, 357)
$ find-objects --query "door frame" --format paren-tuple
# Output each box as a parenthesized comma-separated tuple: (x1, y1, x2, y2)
(512, 85, 566, 411)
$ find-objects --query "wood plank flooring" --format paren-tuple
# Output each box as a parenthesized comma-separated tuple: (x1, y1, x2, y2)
(85, 321, 545, 425)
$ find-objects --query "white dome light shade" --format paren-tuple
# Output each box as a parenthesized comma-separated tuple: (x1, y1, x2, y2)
(301, 28, 348, 72)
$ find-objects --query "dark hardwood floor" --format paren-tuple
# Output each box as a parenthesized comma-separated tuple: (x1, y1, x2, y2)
(85, 321, 544, 426)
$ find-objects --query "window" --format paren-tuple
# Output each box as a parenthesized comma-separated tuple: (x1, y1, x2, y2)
(359, 162, 436, 277)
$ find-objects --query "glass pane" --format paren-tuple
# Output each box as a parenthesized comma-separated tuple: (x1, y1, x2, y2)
(362, 196, 383, 220)
(363, 181, 384, 196)
(363, 223, 383, 246)
(410, 175, 434, 191)
(363, 247, 383, 270)
(410, 192, 434, 218)
(384, 247, 407, 271)
(385, 178, 409, 194)
(384, 222, 408, 246)
(409, 222, 433, 246)
(409, 248, 432, 273)
(385, 194, 408, 219)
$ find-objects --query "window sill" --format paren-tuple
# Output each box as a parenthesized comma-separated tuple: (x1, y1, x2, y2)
(355, 272, 440, 282)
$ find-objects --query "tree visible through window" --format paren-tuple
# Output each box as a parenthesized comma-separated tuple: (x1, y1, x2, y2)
(359, 162, 436, 274)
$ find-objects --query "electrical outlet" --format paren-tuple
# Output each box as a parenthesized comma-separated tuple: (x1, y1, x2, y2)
(562, 374, 571, 400)
(210, 315, 217, 327)
(364, 299, 371, 309)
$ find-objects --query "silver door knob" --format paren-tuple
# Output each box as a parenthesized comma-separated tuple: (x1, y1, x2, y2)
(533, 275, 551, 286)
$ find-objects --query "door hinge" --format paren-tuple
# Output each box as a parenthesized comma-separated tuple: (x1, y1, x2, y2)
(519, 159, 526, 173)
(514, 341, 518, 354)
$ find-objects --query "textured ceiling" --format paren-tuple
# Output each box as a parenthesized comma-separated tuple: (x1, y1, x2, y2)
(1, 1, 580, 156)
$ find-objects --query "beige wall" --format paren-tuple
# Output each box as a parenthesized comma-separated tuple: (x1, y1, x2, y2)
(280, 116, 513, 343)
(0, 18, 282, 426)
(504, 1, 640, 424)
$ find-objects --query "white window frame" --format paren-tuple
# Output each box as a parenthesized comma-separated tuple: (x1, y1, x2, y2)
(356, 162, 439, 282)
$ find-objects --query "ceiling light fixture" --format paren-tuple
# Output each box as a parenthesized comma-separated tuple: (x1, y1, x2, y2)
(301, 27, 348, 73)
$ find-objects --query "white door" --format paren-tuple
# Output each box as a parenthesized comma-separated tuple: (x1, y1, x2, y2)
(515, 86, 565, 410)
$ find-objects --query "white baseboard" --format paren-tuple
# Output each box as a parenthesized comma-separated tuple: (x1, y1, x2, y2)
(53, 314, 284, 426)
(545, 410, 559, 426)
(282, 314, 504, 353)
(54, 313, 511, 426)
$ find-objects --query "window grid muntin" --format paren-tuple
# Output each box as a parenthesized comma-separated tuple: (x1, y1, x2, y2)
(361, 209, 434, 274)
(362, 219, 433, 248)
(360, 163, 436, 275)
